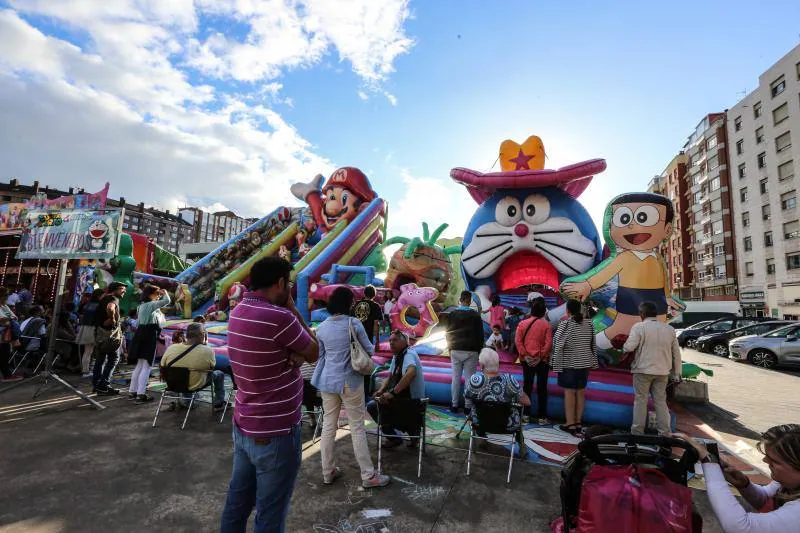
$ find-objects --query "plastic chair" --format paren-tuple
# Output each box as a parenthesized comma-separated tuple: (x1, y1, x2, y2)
(376, 397, 429, 478)
(465, 400, 526, 483)
(152, 367, 232, 430)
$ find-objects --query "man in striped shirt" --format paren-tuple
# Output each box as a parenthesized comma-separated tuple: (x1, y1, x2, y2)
(220, 257, 319, 533)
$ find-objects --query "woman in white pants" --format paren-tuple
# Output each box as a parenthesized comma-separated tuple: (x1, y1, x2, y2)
(311, 286, 390, 489)
(675, 425, 800, 533)
(127, 285, 170, 402)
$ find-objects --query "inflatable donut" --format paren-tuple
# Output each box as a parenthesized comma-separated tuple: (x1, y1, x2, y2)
(390, 283, 439, 340)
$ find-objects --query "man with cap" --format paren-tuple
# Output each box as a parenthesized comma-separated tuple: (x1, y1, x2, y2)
(290, 167, 377, 234)
(92, 282, 127, 394)
(367, 330, 426, 448)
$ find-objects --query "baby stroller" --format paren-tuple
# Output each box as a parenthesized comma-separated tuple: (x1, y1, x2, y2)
(554, 434, 702, 533)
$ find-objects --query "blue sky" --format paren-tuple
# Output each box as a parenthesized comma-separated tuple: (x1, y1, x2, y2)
(1, 0, 799, 241)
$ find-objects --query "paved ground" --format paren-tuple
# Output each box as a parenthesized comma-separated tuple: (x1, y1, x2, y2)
(680, 347, 800, 471)
(0, 372, 731, 533)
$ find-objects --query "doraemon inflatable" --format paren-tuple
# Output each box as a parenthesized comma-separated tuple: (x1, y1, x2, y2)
(451, 135, 606, 319)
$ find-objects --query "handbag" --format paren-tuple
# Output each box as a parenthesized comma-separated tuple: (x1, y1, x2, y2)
(349, 319, 376, 376)
(96, 325, 123, 354)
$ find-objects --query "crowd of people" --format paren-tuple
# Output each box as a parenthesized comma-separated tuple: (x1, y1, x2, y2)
(3, 259, 798, 533)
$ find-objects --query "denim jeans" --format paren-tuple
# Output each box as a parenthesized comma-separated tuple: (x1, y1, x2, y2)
(220, 424, 302, 533)
(180, 370, 226, 406)
(92, 349, 120, 390)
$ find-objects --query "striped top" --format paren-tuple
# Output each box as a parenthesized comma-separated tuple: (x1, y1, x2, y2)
(227, 292, 313, 437)
(551, 317, 598, 372)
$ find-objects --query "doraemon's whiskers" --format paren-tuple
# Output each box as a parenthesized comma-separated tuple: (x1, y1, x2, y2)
(533, 229, 574, 235)
(535, 244, 580, 274)
(462, 240, 513, 262)
(473, 246, 514, 276)
(535, 238, 595, 257)
(475, 232, 512, 238)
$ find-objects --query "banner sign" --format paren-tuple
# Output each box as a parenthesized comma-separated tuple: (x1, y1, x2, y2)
(16, 208, 123, 260)
(0, 183, 109, 234)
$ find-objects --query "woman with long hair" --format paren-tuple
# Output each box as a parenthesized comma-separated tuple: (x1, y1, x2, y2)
(127, 285, 170, 402)
(676, 425, 800, 532)
(311, 286, 390, 489)
(551, 299, 597, 434)
(76, 289, 102, 378)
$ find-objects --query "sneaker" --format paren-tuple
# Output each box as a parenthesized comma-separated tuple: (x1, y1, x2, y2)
(136, 394, 153, 403)
(362, 473, 390, 488)
(323, 467, 343, 485)
(128, 392, 138, 400)
(538, 417, 551, 425)
(212, 403, 225, 412)
(96, 387, 120, 396)
(449, 405, 460, 414)
(521, 415, 530, 424)
(81, 373, 93, 379)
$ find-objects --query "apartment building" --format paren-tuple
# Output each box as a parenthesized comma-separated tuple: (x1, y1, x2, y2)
(178, 207, 253, 243)
(728, 44, 800, 318)
(683, 113, 739, 301)
(648, 153, 693, 300)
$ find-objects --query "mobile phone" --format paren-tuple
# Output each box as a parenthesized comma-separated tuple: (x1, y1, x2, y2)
(706, 441, 721, 464)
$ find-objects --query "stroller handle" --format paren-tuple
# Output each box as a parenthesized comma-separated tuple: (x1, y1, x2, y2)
(578, 433, 700, 470)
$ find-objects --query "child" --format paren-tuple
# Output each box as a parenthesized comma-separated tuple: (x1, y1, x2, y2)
(506, 307, 524, 354)
(486, 324, 506, 352)
(122, 309, 137, 363)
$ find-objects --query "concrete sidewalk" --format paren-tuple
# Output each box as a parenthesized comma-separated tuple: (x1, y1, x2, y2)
(0, 379, 727, 533)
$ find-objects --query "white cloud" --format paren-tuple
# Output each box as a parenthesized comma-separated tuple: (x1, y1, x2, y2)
(0, 2, 413, 219)
(388, 169, 476, 242)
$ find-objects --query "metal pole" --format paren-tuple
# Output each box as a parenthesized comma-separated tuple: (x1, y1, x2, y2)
(36, 259, 105, 409)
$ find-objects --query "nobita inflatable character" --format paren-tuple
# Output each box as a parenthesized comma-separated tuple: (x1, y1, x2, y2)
(560, 192, 685, 351)
(451, 136, 605, 316)
(290, 167, 377, 234)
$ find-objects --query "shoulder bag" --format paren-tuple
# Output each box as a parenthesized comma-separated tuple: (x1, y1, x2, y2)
(349, 319, 376, 376)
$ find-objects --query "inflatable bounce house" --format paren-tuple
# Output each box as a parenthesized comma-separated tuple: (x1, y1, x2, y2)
(150, 141, 684, 429)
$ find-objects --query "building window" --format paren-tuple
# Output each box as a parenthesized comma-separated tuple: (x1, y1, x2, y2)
(744, 236, 752, 251)
(711, 176, 721, 191)
(773, 103, 789, 125)
(694, 191, 702, 203)
(758, 152, 767, 168)
(742, 211, 750, 227)
(734, 116, 742, 131)
(760, 178, 768, 194)
(738, 163, 746, 179)
(785, 220, 800, 239)
(782, 190, 797, 210)
(767, 258, 776, 275)
(736, 139, 744, 155)
(771, 75, 786, 98)
(756, 126, 764, 144)
(707, 154, 719, 170)
(745, 262, 754, 276)
(763, 204, 771, 220)
(714, 243, 725, 256)
(707, 136, 717, 150)
(740, 187, 748, 202)
(712, 220, 723, 235)
(776, 131, 792, 153)
(787, 253, 800, 270)
(779, 160, 795, 181)
(754, 101, 762, 118)
(765, 231, 773, 247)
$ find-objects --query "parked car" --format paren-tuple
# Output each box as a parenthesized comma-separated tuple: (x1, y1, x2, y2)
(677, 316, 772, 348)
(673, 320, 714, 338)
(695, 320, 794, 356)
(668, 301, 741, 329)
(729, 324, 800, 369)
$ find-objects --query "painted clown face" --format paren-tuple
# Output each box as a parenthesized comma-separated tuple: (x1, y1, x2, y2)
(461, 188, 600, 292)
(608, 202, 671, 252)
(322, 185, 361, 230)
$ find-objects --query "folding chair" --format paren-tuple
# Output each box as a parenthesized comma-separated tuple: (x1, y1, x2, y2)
(376, 397, 429, 478)
(10, 335, 45, 375)
(465, 400, 526, 483)
(302, 404, 324, 443)
(152, 367, 232, 429)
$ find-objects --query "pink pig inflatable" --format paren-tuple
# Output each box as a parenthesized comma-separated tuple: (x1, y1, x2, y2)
(390, 283, 439, 340)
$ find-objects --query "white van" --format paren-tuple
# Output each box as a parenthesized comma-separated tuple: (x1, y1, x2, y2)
(668, 301, 741, 329)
